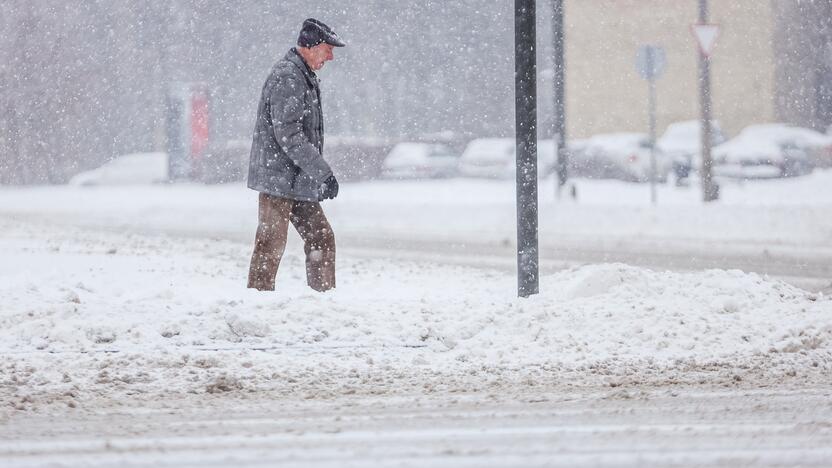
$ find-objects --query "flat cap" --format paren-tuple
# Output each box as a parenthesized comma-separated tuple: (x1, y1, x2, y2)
(297, 18, 346, 48)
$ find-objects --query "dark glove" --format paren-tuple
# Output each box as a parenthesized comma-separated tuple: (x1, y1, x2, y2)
(319, 175, 339, 200)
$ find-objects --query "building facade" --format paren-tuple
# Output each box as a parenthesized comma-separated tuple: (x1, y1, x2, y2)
(553, 0, 776, 138)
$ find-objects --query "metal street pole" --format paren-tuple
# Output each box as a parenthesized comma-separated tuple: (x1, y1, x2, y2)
(698, 0, 719, 202)
(515, 0, 539, 298)
(648, 69, 658, 205)
(637, 45, 665, 204)
(552, 0, 568, 197)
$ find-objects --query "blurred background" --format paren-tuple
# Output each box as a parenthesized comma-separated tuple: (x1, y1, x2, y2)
(0, 0, 830, 186)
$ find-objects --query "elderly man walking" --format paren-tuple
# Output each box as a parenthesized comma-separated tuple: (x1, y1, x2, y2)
(247, 18, 345, 292)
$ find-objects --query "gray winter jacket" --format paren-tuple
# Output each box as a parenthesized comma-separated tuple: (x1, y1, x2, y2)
(247, 48, 333, 201)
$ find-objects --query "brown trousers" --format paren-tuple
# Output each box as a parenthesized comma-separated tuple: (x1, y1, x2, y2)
(247, 193, 336, 292)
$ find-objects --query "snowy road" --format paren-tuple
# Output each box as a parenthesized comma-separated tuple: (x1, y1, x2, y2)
(3, 387, 832, 467)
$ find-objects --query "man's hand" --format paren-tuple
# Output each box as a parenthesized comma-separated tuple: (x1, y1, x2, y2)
(319, 175, 339, 200)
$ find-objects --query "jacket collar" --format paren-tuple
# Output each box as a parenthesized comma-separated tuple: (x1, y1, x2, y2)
(285, 48, 318, 88)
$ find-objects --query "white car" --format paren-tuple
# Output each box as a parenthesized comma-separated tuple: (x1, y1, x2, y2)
(581, 133, 671, 183)
(380, 142, 459, 179)
(751, 123, 832, 168)
(68, 152, 168, 186)
(458, 138, 555, 179)
(712, 124, 819, 178)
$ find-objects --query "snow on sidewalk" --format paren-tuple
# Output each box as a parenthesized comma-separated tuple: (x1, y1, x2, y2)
(1, 218, 830, 411)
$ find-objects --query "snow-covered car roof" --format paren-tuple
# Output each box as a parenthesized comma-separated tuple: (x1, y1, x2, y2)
(662, 120, 701, 141)
(736, 123, 832, 147)
(714, 135, 782, 160)
(712, 125, 815, 165)
(584, 132, 648, 152)
(714, 123, 832, 161)
(460, 138, 515, 163)
(658, 120, 724, 155)
(460, 138, 556, 166)
(383, 142, 455, 167)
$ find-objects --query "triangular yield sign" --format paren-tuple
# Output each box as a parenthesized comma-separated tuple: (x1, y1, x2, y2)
(691, 24, 719, 57)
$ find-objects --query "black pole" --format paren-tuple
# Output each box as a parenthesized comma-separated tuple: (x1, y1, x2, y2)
(552, 0, 567, 196)
(515, 0, 539, 298)
(698, 0, 718, 202)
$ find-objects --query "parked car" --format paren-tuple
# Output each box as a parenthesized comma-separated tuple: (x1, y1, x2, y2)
(658, 120, 726, 181)
(68, 152, 168, 186)
(380, 142, 459, 179)
(324, 136, 394, 181)
(743, 123, 832, 168)
(580, 133, 671, 183)
(712, 124, 817, 178)
(458, 138, 556, 179)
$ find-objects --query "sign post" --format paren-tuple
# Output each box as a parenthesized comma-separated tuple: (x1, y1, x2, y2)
(515, 0, 539, 298)
(636, 45, 665, 204)
(552, 0, 567, 198)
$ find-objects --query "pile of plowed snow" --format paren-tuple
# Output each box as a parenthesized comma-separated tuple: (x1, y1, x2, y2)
(1, 220, 830, 410)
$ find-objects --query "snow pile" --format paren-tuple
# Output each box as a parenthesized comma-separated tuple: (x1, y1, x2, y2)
(540, 265, 829, 360)
(1, 220, 830, 410)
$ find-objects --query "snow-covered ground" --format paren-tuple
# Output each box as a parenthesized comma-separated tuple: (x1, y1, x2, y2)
(1, 173, 831, 466)
(2, 214, 829, 405)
